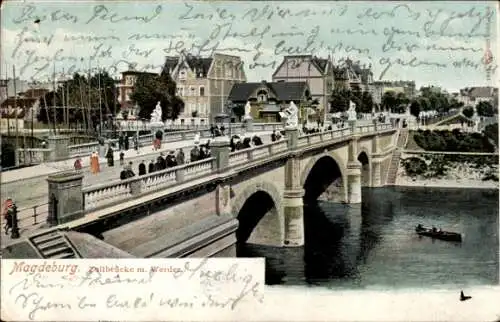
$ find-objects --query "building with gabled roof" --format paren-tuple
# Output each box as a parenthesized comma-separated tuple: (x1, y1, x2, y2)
(162, 52, 247, 124)
(227, 80, 311, 122)
(272, 55, 334, 121)
(459, 86, 498, 106)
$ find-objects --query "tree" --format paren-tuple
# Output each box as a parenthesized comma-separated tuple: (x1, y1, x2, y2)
(131, 70, 184, 121)
(329, 88, 350, 113)
(360, 91, 374, 113)
(232, 104, 245, 121)
(476, 101, 495, 117)
(483, 123, 498, 146)
(382, 91, 397, 112)
(462, 106, 474, 118)
(409, 100, 421, 119)
(37, 72, 118, 128)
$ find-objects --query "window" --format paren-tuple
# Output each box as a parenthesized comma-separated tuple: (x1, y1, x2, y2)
(190, 87, 196, 96)
(125, 76, 133, 85)
(257, 90, 268, 102)
(179, 69, 187, 80)
(177, 86, 184, 96)
(199, 86, 205, 96)
(225, 67, 232, 78)
(180, 119, 185, 125)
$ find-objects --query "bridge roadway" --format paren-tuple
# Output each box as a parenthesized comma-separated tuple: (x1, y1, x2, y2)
(0, 131, 275, 228)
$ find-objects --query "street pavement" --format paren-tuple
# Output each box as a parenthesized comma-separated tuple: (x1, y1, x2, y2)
(0, 131, 275, 227)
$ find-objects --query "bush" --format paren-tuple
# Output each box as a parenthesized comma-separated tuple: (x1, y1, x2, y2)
(483, 123, 498, 146)
(412, 129, 495, 152)
(463, 106, 474, 118)
(403, 158, 427, 176)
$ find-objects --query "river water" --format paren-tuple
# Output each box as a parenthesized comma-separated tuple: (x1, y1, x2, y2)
(237, 187, 499, 289)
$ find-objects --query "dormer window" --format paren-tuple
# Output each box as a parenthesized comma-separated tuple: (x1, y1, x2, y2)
(179, 69, 187, 80)
(257, 90, 268, 103)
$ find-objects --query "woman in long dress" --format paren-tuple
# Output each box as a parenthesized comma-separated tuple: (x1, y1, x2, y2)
(94, 152, 101, 173)
(90, 152, 96, 174)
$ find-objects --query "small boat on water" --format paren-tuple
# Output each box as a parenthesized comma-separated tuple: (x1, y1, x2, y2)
(415, 225, 462, 242)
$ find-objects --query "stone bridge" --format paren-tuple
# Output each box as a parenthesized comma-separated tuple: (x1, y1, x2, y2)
(2, 121, 397, 259)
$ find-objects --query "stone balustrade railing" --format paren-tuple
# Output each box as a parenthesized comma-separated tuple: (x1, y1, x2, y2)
(82, 157, 216, 210)
(68, 142, 101, 157)
(16, 148, 52, 165)
(67, 122, 283, 158)
(228, 140, 289, 168)
(297, 128, 353, 147)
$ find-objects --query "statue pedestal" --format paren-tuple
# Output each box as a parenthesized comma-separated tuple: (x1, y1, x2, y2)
(244, 117, 253, 133)
(150, 121, 164, 140)
(348, 120, 357, 133)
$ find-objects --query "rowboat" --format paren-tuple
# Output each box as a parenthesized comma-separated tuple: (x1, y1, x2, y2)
(415, 225, 462, 242)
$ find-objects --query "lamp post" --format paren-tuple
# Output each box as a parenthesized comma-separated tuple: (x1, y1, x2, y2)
(225, 102, 233, 139)
(10, 203, 20, 239)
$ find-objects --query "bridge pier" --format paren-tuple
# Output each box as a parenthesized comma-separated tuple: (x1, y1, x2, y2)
(283, 189, 305, 247)
(347, 162, 362, 203)
(283, 127, 305, 246)
(347, 134, 362, 203)
(371, 159, 383, 187)
(370, 131, 384, 188)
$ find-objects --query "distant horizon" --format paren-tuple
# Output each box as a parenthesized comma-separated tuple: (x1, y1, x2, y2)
(1, 59, 496, 95)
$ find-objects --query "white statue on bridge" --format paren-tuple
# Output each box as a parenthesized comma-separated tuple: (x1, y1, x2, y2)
(243, 101, 253, 120)
(150, 101, 163, 124)
(280, 101, 299, 129)
(347, 100, 357, 121)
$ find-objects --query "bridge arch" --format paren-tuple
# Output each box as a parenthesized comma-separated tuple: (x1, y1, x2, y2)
(301, 152, 348, 203)
(231, 182, 284, 246)
(357, 148, 371, 187)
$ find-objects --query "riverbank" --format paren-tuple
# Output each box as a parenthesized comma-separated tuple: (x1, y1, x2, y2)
(395, 176, 499, 189)
(396, 155, 498, 189)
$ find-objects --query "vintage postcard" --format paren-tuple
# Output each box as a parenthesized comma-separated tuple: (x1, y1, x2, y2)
(0, 0, 499, 321)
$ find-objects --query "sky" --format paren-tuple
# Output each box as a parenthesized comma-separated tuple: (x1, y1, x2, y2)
(0, 1, 498, 93)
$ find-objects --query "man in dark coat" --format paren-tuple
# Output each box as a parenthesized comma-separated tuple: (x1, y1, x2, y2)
(166, 152, 177, 167)
(148, 160, 156, 173)
(190, 146, 200, 162)
(138, 161, 146, 176)
(120, 168, 128, 180)
(242, 137, 251, 149)
(106, 146, 114, 166)
(235, 139, 244, 150)
(124, 136, 130, 150)
(118, 135, 124, 150)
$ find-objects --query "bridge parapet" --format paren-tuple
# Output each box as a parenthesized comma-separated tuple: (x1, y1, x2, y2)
(82, 157, 216, 211)
(228, 140, 289, 168)
(16, 148, 52, 166)
(65, 123, 282, 158)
